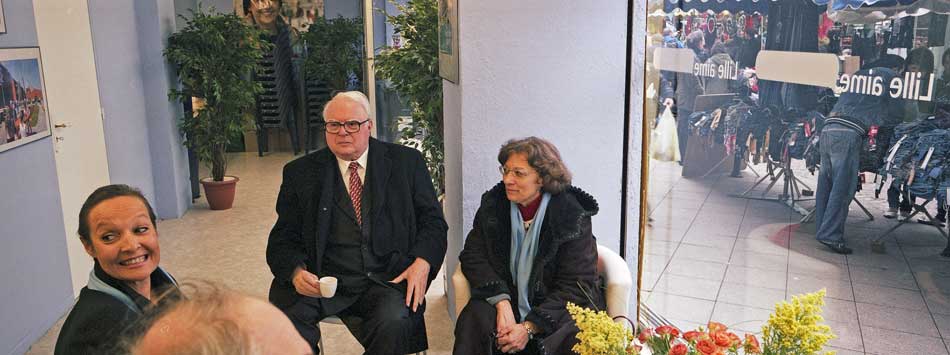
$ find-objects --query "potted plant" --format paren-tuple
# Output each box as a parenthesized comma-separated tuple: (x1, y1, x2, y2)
(301, 16, 365, 93)
(376, 0, 445, 195)
(164, 6, 268, 210)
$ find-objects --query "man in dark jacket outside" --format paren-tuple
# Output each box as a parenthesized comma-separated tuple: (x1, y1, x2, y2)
(661, 30, 707, 163)
(816, 55, 904, 254)
(266, 91, 447, 354)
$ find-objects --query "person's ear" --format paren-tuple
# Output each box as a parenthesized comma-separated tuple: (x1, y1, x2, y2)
(82, 239, 96, 258)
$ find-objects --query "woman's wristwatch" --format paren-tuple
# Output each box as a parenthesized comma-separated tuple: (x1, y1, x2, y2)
(523, 322, 538, 339)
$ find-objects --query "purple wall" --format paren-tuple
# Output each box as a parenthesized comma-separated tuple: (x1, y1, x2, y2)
(89, 0, 191, 220)
(0, 2, 75, 347)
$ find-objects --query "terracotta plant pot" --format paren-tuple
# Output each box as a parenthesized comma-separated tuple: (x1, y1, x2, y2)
(200, 176, 239, 210)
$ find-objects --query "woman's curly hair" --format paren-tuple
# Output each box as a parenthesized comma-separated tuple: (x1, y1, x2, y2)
(498, 136, 572, 194)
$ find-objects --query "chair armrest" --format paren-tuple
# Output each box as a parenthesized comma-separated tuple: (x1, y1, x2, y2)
(597, 245, 633, 319)
(451, 264, 471, 321)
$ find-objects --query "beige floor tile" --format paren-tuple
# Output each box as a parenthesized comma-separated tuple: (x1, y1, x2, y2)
(849, 264, 919, 291)
(644, 291, 715, 325)
(931, 313, 950, 338)
(722, 265, 787, 291)
(674, 244, 732, 264)
(680, 231, 737, 251)
(856, 302, 940, 337)
(825, 346, 866, 355)
(787, 256, 850, 281)
(861, 326, 948, 355)
(729, 250, 788, 272)
(789, 244, 849, 265)
(787, 273, 854, 301)
(717, 283, 787, 310)
(924, 291, 950, 316)
(853, 283, 928, 311)
(645, 239, 680, 257)
(652, 273, 721, 301)
(644, 225, 688, 243)
(820, 297, 860, 324)
(824, 319, 864, 352)
(710, 302, 771, 334)
(664, 257, 728, 282)
(732, 237, 789, 256)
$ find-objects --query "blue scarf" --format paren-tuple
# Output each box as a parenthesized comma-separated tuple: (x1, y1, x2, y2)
(509, 193, 551, 320)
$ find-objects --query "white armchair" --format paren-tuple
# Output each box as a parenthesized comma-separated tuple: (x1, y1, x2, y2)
(452, 245, 632, 320)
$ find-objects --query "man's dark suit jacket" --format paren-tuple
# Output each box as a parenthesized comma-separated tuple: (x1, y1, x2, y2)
(266, 138, 448, 309)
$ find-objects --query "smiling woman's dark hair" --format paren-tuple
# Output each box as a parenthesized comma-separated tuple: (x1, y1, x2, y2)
(77, 184, 156, 244)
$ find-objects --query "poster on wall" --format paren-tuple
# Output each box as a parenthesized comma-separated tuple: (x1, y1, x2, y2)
(0, 48, 51, 154)
(438, 0, 459, 83)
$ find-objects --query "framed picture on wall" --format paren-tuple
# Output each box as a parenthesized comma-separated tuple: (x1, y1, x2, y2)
(0, 48, 51, 154)
(438, 0, 459, 83)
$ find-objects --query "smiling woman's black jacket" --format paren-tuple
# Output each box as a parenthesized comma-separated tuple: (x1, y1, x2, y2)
(459, 182, 605, 337)
(54, 262, 176, 355)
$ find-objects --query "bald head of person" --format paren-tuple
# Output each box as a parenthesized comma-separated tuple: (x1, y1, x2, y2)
(130, 283, 311, 355)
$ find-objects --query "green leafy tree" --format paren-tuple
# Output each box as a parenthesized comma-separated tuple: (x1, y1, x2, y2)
(164, 5, 269, 181)
(302, 16, 365, 92)
(375, 0, 444, 194)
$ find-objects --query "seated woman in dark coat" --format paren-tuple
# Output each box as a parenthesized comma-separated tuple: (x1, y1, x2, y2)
(55, 184, 177, 355)
(453, 137, 605, 355)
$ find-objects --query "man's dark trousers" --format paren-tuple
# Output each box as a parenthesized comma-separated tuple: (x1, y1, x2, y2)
(676, 108, 692, 161)
(284, 282, 415, 355)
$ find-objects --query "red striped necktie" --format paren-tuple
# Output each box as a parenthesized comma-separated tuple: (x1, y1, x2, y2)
(348, 161, 363, 226)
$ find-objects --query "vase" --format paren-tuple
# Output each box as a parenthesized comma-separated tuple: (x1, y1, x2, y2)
(200, 176, 239, 210)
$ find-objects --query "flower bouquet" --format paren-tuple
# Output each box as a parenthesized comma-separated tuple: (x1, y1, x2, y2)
(637, 322, 760, 355)
(569, 290, 835, 355)
(567, 302, 638, 355)
(759, 290, 836, 355)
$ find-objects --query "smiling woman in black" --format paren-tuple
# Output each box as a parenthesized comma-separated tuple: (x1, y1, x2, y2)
(54, 185, 177, 355)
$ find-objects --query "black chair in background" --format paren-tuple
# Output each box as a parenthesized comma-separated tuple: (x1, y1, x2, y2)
(254, 29, 300, 156)
(303, 78, 331, 154)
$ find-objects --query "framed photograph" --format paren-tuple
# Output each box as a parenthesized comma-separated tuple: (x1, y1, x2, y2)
(0, 48, 51, 154)
(438, 0, 459, 83)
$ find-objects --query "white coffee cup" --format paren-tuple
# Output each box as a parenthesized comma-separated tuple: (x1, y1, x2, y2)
(319, 276, 338, 298)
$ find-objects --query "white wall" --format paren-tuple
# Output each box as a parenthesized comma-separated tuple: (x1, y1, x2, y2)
(444, 0, 630, 317)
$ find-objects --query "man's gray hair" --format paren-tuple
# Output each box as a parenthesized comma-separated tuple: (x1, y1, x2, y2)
(324, 91, 372, 120)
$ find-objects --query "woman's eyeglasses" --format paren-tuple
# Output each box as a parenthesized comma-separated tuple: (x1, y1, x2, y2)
(499, 166, 534, 179)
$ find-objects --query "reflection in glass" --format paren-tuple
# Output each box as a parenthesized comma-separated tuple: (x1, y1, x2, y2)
(640, 2, 950, 353)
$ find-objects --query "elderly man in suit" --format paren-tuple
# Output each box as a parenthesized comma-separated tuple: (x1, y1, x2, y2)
(267, 91, 447, 354)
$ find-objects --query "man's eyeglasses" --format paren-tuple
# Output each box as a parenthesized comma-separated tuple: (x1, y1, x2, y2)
(499, 166, 534, 179)
(322, 119, 370, 134)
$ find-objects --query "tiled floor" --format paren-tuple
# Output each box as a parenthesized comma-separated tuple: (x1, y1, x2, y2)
(643, 158, 950, 355)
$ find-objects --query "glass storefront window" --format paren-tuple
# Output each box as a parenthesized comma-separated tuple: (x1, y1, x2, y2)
(641, 0, 950, 352)
(232, 0, 409, 154)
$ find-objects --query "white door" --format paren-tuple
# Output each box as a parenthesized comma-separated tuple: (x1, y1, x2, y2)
(32, 0, 111, 296)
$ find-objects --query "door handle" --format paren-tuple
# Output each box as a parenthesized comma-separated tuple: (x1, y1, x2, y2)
(54, 122, 69, 128)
